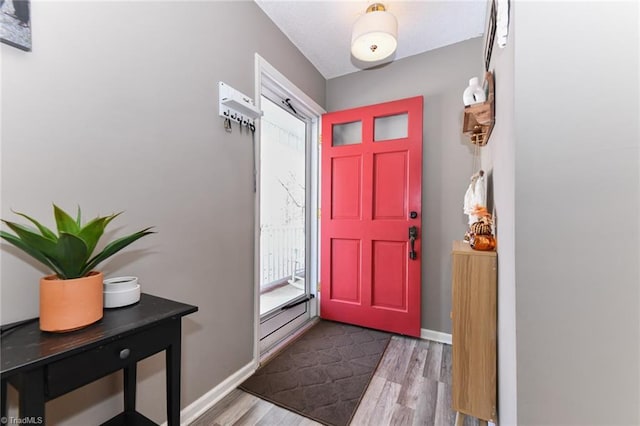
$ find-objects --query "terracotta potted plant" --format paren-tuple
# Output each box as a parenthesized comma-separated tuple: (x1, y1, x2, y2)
(0, 205, 153, 332)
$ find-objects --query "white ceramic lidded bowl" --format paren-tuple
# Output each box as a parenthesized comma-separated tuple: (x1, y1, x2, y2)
(103, 276, 141, 308)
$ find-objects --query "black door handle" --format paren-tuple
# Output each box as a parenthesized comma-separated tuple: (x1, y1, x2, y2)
(409, 226, 418, 260)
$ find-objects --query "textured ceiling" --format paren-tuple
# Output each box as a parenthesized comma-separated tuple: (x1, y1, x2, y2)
(255, 0, 488, 79)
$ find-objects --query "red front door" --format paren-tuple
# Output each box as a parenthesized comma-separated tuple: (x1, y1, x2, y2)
(320, 96, 423, 337)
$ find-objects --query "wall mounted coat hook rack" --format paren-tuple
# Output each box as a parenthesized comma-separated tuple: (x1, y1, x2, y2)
(218, 81, 263, 133)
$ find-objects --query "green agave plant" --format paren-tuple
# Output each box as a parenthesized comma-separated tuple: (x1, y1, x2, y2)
(0, 205, 154, 280)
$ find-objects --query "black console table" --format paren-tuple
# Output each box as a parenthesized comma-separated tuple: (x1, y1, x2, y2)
(1, 293, 198, 425)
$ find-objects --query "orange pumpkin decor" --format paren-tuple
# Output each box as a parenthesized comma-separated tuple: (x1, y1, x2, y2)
(468, 204, 496, 251)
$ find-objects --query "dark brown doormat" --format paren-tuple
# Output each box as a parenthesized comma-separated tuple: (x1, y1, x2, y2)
(239, 320, 392, 426)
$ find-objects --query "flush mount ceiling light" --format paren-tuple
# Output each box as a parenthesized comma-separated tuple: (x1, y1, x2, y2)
(351, 3, 398, 62)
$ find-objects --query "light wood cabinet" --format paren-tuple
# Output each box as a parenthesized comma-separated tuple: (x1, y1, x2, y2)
(451, 240, 497, 424)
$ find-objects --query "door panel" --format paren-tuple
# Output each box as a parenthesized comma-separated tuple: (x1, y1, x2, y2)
(330, 239, 361, 303)
(373, 151, 407, 219)
(321, 96, 423, 337)
(371, 240, 407, 310)
(331, 156, 362, 220)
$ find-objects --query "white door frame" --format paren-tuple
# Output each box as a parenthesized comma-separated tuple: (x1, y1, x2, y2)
(253, 54, 325, 361)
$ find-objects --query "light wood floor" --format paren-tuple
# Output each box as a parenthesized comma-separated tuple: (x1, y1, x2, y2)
(191, 336, 480, 426)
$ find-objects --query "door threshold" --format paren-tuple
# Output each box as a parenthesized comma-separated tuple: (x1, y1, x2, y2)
(259, 316, 320, 365)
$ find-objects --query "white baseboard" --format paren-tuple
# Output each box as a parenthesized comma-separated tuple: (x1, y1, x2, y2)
(161, 360, 257, 426)
(420, 328, 452, 345)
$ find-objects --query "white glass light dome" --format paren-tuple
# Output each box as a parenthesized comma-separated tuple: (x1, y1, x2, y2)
(351, 4, 398, 62)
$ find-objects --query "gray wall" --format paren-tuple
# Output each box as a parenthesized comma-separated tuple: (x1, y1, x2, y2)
(0, 1, 324, 424)
(480, 2, 517, 425)
(327, 38, 484, 334)
(512, 2, 639, 424)
(483, 2, 640, 425)
(483, 2, 639, 423)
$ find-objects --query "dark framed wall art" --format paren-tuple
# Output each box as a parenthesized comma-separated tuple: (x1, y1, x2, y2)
(1, 0, 31, 51)
(484, 0, 496, 71)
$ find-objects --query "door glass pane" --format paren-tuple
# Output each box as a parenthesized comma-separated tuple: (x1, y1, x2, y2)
(374, 113, 408, 141)
(260, 96, 306, 316)
(332, 121, 362, 146)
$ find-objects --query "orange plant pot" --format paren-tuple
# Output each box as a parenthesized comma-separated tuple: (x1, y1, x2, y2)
(39, 271, 104, 332)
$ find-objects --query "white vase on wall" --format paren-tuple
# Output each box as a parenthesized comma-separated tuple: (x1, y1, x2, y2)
(463, 77, 486, 106)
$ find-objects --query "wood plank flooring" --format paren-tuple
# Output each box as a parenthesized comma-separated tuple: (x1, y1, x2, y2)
(191, 336, 480, 426)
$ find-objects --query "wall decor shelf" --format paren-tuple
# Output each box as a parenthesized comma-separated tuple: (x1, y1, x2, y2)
(462, 72, 495, 146)
(218, 81, 263, 130)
